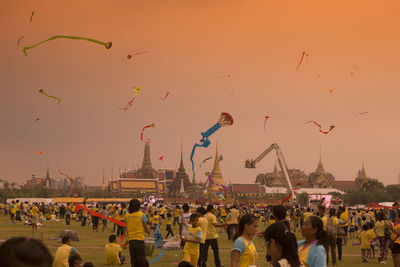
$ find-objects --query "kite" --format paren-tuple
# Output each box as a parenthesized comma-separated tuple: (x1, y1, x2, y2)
(190, 113, 233, 181)
(141, 123, 155, 144)
(160, 92, 170, 101)
(21, 118, 39, 137)
(355, 111, 368, 117)
(205, 172, 233, 192)
(38, 89, 62, 104)
(22, 35, 112, 56)
(216, 192, 225, 201)
(118, 86, 142, 111)
(353, 65, 359, 70)
(350, 72, 355, 76)
(281, 194, 292, 205)
(127, 55, 132, 59)
(158, 156, 164, 163)
(366, 202, 400, 211)
(264, 116, 270, 131)
(295, 51, 306, 71)
(49, 117, 54, 123)
(31, 150, 44, 155)
(328, 89, 334, 95)
(199, 156, 212, 167)
(58, 169, 77, 196)
(29, 11, 35, 23)
(305, 120, 335, 135)
(149, 224, 165, 264)
(215, 74, 232, 78)
(316, 74, 321, 78)
(134, 50, 149, 56)
(17, 36, 24, 46)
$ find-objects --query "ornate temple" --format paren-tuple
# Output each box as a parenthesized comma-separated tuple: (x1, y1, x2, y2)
(207, 144, 226, 199)
(109, 143, 171, 196)
(170, 146, 191, 195)
(255, 155, 376, 192)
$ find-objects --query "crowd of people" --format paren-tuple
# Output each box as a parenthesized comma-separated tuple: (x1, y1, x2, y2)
(0, 198, 399, 267)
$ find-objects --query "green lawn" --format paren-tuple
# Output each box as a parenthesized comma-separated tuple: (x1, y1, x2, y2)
(0, 215, 393, 266)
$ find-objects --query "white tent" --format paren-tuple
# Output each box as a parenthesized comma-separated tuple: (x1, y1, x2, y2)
(6, 198, 54, 205)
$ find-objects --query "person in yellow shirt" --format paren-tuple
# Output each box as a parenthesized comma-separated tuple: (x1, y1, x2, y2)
(360, 224, 372, 262)
(159, 204, 165, 219)
(182, 213, 202, 267)
(374, 212, 389, 263)
(9, 201, 16, 224)
(202, 204, 226, 267)
(231, 214, 259, 267)
(153, 211, 161, 231)
(125, 198, 150, 266)
(366, 222, 377, 259)
(174, 205, 181, 227)
(15, 200, 21, 221)
(165, 213, 174, 238)
(30, 203, 40, 231)
(339, 205, 349, 245)
(105, 234, 126, 265)
(53, 236, 80, 267)
(196, 207, 208, 267)
(229, 205, 240, 237)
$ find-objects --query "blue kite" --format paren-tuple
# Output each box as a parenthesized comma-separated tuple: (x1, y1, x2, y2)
(190, 113, 233, 181)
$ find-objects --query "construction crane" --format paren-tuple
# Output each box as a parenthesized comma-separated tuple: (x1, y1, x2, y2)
(245, 143, 296, 202)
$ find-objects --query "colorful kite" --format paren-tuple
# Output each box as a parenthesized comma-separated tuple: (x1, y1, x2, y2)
(29, 11, 35, 23)
(17, 36, 24, 46)
(355, 111, 368, 117)
(199, 156, 212, 167)
(158, 156, 164, 163)
(31, 150, 44, 155)
(264, 116, 270, 131)
(141, 123, 155, 144)
(118, 86, 142, 111)
(216, 192, 225, 201)
(21, 118, 39, 137)
(160, 92, 170, 101)
(38, 89, 61, 104)
(58, 169, 77, 196)
(328, 89, 334, 95)
(127, 55, 132, 59)
(295, 51, 306, 71)
(305, 120, 335, 135)
(22, 35, 112, 56)
(190, 113, 233, 181)
(281, 194, 292, 205)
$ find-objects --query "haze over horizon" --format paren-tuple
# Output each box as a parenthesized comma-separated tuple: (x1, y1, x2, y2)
(1, 0, 400, 186)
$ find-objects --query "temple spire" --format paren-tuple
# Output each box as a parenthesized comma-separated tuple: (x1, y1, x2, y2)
(211, 142, 222, 175)
(136, 143, 157, 178)
(315, 147, 325, 174)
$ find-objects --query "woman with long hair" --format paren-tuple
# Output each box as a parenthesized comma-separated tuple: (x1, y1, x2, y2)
(231, 214, 259, 267)
(298, 216, 327, 267)
(264, 222, 301, 267)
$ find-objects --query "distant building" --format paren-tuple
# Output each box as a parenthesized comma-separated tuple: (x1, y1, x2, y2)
(255, 155, 376, 193)
(22, 168, 56, 190)
(109, 143, 167, 196)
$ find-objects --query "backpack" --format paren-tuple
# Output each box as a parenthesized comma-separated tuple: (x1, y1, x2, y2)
(326, 217, 337, 236)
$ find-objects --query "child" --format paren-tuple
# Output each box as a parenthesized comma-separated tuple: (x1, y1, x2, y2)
(105, 234, 126, 265)
(182, 213, 202, 267)
(360, 224, 371, 262)
(367, 222, 377, 259)
(165, 213, 174, 238)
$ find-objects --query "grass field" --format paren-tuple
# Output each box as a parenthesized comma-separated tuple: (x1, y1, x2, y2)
(0, 215, 393, 266)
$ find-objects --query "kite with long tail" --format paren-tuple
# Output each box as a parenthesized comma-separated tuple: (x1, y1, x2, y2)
(21, 118, 39, 137)
(141, 123, 155, 144)
(22, 35, 112, 56)
(149, 224, 165, 264)
(295, 51, 306, 71)
(58, 169, 77, 196)
(38, 89, 62, 104)
(160, 92, 170, 101)
(305, 120, 335, 135)
(29, 12, 35, 23)
(119, 86, 142, 111)
(355, 111, 368, 117)
(17, 36, 24, 46)
(190, 113, 233, 181)
(205, 172, 233, 192)
(264, 116, 270, 131)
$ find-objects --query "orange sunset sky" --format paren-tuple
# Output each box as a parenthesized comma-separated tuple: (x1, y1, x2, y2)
(1, 0, 400, 186)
